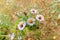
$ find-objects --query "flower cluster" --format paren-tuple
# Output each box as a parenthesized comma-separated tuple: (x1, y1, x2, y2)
(18, 8, 45, 30)
(8, 33, 15, 40)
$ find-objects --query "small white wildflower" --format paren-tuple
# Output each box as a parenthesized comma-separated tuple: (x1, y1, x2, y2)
(27, 18, 35, 26)
(53, 36, 57, 39)
(18, 21, 26, 30)
(36, 14, 44, 22)
(6, 0, 13, 5)
(8, 33, 15, 40)
(55, 0, 60, 2)
(58, 14, 60, 19)
(30, 8, 37, 14)
(0, 20, 3, 25)
(0, 20, 1, 23)
(18, 36, 22, 40)
(6, 0, 10, 5)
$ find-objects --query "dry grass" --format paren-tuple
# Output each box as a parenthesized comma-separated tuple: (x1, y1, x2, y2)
(0, 0, 60, 40)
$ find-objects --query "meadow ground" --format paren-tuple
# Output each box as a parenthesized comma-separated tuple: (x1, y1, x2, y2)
(0, 0, 60, 40)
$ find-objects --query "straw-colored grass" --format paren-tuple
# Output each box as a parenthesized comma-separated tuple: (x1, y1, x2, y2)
(0, 0, 60, 40)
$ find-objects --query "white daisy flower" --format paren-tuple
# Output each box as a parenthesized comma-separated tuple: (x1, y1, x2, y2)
(8, 33, 15, 40)
(27, 18, 35, 26)
(30, 8, 37, 14)
(36, 14, 44, 22)
(18, 21, 26, 30)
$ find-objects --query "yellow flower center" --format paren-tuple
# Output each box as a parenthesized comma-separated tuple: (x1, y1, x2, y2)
(29, 19, 33, 23)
